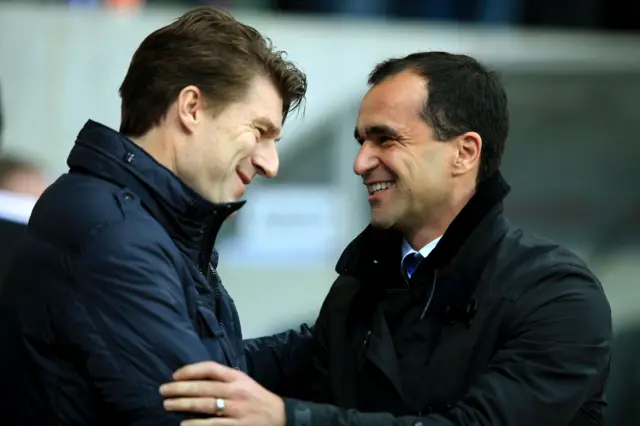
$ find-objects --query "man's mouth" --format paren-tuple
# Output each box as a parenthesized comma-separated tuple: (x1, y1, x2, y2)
(366, 181, 396, 195)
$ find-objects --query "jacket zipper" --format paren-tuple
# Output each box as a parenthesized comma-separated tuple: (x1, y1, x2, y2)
(196, 212, 224, 329)
(208, 263, 224, 329)
(419, 270, 438, 320)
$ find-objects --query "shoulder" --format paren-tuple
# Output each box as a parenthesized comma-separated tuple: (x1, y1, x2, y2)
(494, 226, 611, 338)
(30, 172, 170, 256)
(493, 226, 601, 297)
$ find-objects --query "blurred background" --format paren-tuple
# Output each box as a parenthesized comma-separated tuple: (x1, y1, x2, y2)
(0, 0, 639, 423)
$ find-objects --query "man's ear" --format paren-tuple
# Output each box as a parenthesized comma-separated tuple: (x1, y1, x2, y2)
(176, 85, 205, 134)
(452, 131, 482, 177)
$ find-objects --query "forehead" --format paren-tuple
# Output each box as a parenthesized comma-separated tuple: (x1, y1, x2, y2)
(233, 75, 284, 126)
(357, 71, 427, 131)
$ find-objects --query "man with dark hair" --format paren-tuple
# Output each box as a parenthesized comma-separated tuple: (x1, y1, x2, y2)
(0, 7, 310, 426)
(160, 52, 612, 426)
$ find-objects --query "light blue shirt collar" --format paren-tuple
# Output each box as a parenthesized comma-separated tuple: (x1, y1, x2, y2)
(401, 235, 442, 265)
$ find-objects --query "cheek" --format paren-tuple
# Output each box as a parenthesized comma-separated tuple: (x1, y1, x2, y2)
(233, 134, 258, 162)
(387, 150, 422, 182)
(209, 133, 252, 166)
(391, 148, 448, 195)
(420, 146, 451, 176)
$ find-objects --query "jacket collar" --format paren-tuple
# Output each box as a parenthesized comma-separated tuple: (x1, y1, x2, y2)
(336, 171, 511, 290)
(67, 120, 243, 270)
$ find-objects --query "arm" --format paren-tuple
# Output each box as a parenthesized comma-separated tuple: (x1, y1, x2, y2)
(77, 219, 216, 425)
(284, 269, 612, 426)
(244, 323, 315, 396)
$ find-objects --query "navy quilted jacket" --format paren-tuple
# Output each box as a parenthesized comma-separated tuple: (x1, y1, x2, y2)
(0, 120, 312, 425)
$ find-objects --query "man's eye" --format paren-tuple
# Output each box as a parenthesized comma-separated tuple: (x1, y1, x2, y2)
(255, 128, 266, 140)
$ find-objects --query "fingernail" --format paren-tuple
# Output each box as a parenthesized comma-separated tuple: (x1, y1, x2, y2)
(164, 399, 175, 409)
(159, 385, 167, 395)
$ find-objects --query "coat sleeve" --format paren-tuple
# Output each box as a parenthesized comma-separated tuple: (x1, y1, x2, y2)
(74, 218, 216, 426)
(244, 323, 315, 396)
(283, 268, 612, 426)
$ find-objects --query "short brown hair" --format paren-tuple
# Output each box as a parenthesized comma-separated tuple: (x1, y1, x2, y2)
(119, 7, 307, 137)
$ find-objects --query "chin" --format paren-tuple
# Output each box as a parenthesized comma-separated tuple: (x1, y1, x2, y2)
(215, 188, 242, 204)
(368, 203, 395, 228)
(229, 192, 244, 203)
(369, 215, 395, 229)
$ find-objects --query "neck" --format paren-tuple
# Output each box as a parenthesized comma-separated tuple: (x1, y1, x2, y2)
(128, 126, 176, 174)
(404, 181, 476, 250)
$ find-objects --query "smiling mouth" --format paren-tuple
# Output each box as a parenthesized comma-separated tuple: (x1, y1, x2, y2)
(366, 181, 396, 195)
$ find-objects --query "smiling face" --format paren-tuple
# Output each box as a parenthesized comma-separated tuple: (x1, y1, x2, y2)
(174, 75, 283, 203)
(354, 70, 460, 233)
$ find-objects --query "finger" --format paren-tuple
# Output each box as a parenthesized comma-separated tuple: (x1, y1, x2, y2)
(160, 380, 231, 398)
(173, 361, 239, 382)
(164, 397, 239, 417)
(181, 418, 236, 426)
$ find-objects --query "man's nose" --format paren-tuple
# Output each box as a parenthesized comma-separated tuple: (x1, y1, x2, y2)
(253, 140, 279, 179)
(353, 141, 379, 176)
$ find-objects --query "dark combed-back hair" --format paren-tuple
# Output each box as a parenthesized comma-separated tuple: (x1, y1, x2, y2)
(119, 7, 307, 137)
(368, 51, 509, 182)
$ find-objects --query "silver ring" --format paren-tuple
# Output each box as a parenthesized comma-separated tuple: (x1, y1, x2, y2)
(214, 398, 225, 416)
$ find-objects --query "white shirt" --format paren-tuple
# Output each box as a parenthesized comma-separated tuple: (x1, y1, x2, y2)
(400, 235, 442, 276)
(0, 189, 37, 224)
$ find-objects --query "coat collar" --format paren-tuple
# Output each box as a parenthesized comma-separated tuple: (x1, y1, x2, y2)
(336, 170, 511, 290)
(67, 120, 243, 269)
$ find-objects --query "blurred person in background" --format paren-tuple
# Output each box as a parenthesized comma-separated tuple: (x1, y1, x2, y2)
(0, 185, 37, 288)
(0, 7, 312, 426)
(0, 87, 45, 287)
(160, 52, 612, 426)
(0, 155, 48, 197)
(0, 156, 43, 287)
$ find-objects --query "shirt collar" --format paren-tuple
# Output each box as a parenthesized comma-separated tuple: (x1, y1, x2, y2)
(401, 235, 442, 264)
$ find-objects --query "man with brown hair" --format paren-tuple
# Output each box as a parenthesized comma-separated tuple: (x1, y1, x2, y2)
(0, 7, 309, 426)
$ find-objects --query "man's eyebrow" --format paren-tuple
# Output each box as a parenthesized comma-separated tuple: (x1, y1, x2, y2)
(255, 117, 282, 141)
(354, 125, 400, 141)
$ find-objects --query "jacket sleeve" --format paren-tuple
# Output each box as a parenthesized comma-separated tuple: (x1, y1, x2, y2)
(283, 268, 612, 426)
(75, 218, 215, 426)
(244, 323, 314, 396)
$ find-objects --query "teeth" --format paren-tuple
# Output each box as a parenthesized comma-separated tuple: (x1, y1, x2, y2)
(367, 181, 395, 193)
